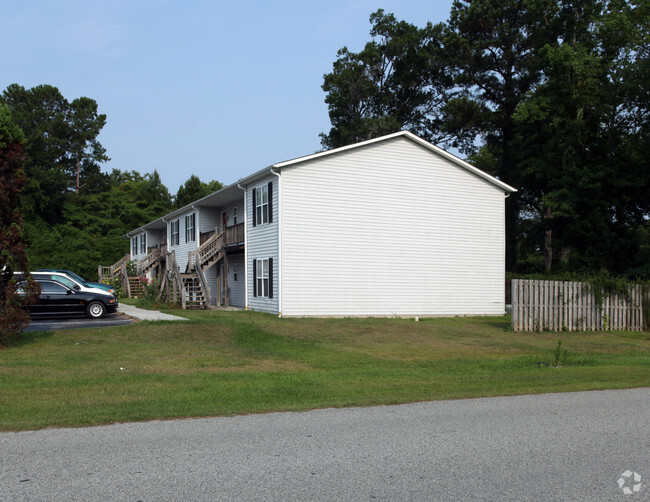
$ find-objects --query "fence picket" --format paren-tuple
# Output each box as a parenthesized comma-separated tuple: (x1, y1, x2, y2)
(511, 279, 646, 332)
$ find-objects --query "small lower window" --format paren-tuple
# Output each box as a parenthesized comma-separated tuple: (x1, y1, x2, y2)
(253, 257, 273, 298)
(256, 259, 269, 297)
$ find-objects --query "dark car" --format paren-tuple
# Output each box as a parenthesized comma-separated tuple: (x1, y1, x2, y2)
(18, 279, 118, 319)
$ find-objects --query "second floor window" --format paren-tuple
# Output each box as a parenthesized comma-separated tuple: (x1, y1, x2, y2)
(185, 213, 196, 242)
(171, 220, 180, 246)
(253, 182, 273, 226)
(140, 233, 146, 254)
(132, 235, 138, 255)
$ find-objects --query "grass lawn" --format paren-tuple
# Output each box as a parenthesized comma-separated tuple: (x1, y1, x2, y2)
(1, 310, 649, 431)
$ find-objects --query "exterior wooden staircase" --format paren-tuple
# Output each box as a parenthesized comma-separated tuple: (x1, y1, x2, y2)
(157, 224, 244, 309)
(128, 276, 145, 298)
(138, 247, 165, 276)
(181, 273, 208, 309)
(195, 231, 225, 273)
(157, 251, 207, 308)
(183, 229, 229, 309)
(98, 254, 130, 296)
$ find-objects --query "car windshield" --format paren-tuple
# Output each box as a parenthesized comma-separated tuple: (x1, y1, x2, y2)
(49, 275, 76, 289)
(62, 270, 90, 286)
(40, 270, 92, 288)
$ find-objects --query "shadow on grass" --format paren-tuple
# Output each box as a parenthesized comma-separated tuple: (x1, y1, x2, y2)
(482, 318, 511, 331)
(10, 330, 55, 348)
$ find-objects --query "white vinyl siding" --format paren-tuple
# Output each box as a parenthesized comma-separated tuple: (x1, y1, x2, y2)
(200, 210, 219, 234)
(278, 136, 507, 316)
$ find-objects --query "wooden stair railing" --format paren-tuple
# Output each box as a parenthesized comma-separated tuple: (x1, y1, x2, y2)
(158, 250, 185, 307)
(196, 230, 224, 271)
(180, 223, 245, 310)
(98, 253, 130, 295)
(128, 276, 145, 298)
(138, 248, 161, 275)
(181, 273, 208, 309)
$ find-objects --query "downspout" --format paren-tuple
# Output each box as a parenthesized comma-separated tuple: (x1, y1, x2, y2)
(162, 217, 168, 248)
(270, 168, 282, 317)
(237, 183, 248, 310)
(191, 204, 198, 244)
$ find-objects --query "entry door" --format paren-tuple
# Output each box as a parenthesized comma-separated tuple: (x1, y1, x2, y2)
(222, 211, 227, 231)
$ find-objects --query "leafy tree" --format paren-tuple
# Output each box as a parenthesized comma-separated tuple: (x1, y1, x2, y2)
(321, 10, 454, 150)
(26, 169, 174, 279)
(321, 3, 554, 267)
(175, 174, 223, 208)
(512, 0, 650, 273)
(441, 0, 560, 271)
(0, 104, 39, 347)
(324, 1, 649, 276)
(0, 84, 109, 225)
(1, 84, 182, 281)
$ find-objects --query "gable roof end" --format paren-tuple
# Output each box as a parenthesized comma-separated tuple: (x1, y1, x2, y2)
(272, 131, 517, 193)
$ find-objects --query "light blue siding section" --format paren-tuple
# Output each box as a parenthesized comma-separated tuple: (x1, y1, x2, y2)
(227, 254, 245, 307)
(200, 210, 219, 234)
(131, 229, 164, 263)
(167, 209, 198, 272)
(246, 175, 279, 314)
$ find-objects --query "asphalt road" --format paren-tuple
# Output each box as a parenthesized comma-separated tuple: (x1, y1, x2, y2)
(23, 313, 132, 331)
(1, 388, 648, 501)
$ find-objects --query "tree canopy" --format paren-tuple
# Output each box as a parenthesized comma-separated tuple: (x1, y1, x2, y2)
(174, 174, 223, 209)
(2, 84, 222, 282)
(320, 10, 454, 150)
(322, 0, 650, 277)
(0, 84, 109, 225)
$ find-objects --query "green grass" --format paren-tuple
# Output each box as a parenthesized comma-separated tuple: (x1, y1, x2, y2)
(1, 311, 649, 431)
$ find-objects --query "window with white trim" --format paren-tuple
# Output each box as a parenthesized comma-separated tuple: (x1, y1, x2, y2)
(140, 233, 146, 254)
(254, 258, 273, 298)
(132, 235, 138, 255)
(185, 213, 196, 242)
(255, 184, 269, 225)
(233, 207, 237, 225)
(171, 220, 180, 246)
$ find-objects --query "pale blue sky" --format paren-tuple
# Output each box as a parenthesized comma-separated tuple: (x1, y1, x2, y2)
(3, 0, 454, 193)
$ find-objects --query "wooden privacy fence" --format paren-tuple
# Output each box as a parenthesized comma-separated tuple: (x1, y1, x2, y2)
(511, 279, 648, 332)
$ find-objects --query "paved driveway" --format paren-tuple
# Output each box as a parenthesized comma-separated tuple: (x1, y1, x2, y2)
(1, 388, 648, 501)
(24, 313, 132, 331)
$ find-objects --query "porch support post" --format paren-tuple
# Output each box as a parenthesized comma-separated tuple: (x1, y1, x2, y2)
(224, 253, 230, 307)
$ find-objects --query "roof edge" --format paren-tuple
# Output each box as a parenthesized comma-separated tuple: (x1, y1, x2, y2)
(273, 130, 517, 193)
